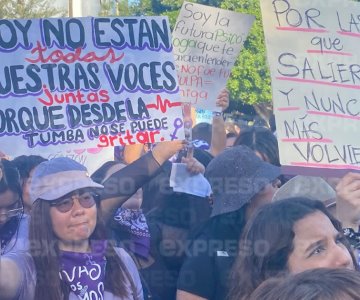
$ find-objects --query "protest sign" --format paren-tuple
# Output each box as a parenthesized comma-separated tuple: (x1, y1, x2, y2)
(0, 17, 184, 156)
(261, 0, 360, 176)
(45, 147, 114, 174)
(172, 2, 254, 111)
(0, 146, 113, 174)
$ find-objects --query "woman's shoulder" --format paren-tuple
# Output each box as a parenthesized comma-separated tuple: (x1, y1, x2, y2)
(112, 247, 144, 300)
(113, 247, 135, 264)
(1, 251, 36, 300)
(4, 214, 30, 253)
(112, 247, 140, 281)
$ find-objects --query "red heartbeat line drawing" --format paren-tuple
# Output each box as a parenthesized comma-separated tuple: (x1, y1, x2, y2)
(146, 95, 182, 113)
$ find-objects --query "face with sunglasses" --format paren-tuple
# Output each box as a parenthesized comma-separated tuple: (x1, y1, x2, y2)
(49, 188, 98, 251)
(0, 189, 23, 229)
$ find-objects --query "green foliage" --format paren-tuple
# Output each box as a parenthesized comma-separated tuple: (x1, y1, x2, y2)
(100, 0, 271, 109)
(221, 0, 272, 106)
(0, 0, 64, 19)
(99, 0, 115, 16)
(100, 0, 182, 26)
(101, 0, 145, 17)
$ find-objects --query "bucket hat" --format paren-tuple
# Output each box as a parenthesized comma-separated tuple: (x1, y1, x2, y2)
(205, 145, 281, 217)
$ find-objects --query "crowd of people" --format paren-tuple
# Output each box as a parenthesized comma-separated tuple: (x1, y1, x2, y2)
(1, 90, 360, 300)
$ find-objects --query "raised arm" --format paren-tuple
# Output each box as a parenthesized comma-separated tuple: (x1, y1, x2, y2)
(123, 144, 145, 164)
(99, 140, 186, 222)
(336, 172, 360, 230)
(209, 89, 229, 156)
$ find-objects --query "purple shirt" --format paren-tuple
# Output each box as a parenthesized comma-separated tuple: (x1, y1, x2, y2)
(10, 246, 143, 300)
(59, 241, 107, 299)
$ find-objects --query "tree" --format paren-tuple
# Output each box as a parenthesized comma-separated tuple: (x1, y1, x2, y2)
(221, 0, 273, 122)
(100, 0, 184, 25)
(0, 0, 64, 19)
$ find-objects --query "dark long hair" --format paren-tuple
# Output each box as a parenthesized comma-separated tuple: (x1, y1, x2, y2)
(228, 197, 358, 300)
(250, 268, 360, 300)
(29, 196, 132, 300)
(0, 159, 22, 197)
(12, 155, 47, 181)
(0, 159, 24, 253)
(233, 126, 280, 166)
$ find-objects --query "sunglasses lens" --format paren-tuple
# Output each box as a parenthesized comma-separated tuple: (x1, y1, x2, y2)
(79, 193, 96, 208)
(52, 192, 96, 212)
(55, 199, 74, 213)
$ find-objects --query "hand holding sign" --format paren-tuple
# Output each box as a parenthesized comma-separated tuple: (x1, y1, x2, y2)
(215, 88, 229, 112)
(152, 140, 187, 165)
(336, 172, 360, 229)
(181, 156, 205, 175)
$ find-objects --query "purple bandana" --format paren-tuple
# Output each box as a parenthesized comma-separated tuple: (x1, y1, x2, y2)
(59, 240, 107, 299)
(114, 208, 151, 258)
(114, 208, 150, 238)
